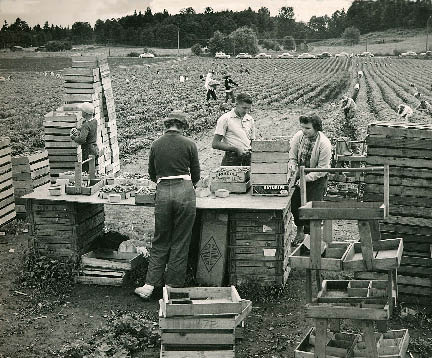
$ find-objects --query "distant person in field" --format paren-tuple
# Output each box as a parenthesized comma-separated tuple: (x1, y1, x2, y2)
(357, 70, 363, 79)
(135, 111, 200, 300)
(352, 83, 360, 102)
(204, 71, 218, 102)
(70, 102, 98, 172)
(212, 93, 255, 166)
(224, 74, 239, 104)
(289, 113, 332, 244)
(397, 104, 413, 120)
(341, 95, 357, 120)
(416, 100, 432, 115)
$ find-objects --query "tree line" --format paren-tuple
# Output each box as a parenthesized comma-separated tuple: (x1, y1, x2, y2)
(1, 0, 431, 50)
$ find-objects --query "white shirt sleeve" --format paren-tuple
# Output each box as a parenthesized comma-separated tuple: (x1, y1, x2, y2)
(214, 115, 228, 137)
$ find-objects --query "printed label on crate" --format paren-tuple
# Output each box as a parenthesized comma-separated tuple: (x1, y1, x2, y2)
(210, 166, 250, 183)
(200, 236, 222, 272)
(263, 248, 277, 257)
(252, 184, 290, 195)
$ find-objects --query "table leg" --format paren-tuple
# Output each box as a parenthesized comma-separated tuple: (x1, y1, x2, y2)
(314, 319, 328, 358)
(362, 320, 378, 358)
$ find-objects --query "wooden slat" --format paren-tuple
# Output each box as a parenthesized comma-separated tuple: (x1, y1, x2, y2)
(366, 135, 432, 150)
(366, 155, 432, 169)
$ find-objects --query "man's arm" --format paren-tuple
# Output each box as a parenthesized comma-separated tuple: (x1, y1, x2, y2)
(190, 143, 201, 185)
(212, 135, 241, 154)
(148, 146, 157, 183)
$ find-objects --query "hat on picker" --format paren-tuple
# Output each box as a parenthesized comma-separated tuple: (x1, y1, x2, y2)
(80, 102, 94, 115)
(163, 110, 189, 129)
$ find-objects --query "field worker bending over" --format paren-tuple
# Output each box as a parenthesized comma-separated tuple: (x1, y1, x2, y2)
(70, 102, 98, 172)
(212, 93, 255, 166)
(135, 111, 200, 299)
(289, 113, 332, 243)
(417, 100, 432, 115)
(341, 95, 357, 120)
(224, 74, 239, 103)
(397, 104, 413, 119)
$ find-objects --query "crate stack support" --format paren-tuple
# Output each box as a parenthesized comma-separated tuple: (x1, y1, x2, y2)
(290, 166, 409, 358)
(11, 150, 50, 218)
(0, 137, 15, 227)
(363, 121, 432, 305)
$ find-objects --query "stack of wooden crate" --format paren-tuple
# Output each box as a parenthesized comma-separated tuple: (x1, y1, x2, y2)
(363, 121, 432, 305)
(44, 109, 83, 178)
(11, 150, 50, 218)
(0, 137, 15, 227)
(159, 286, 251, 358)
(76, 250, 144, 286)
(26, 200, 104, 258)
(228, 210, 294, 286)
(99, 61, 120, 175)
(251, 139, 295, 196)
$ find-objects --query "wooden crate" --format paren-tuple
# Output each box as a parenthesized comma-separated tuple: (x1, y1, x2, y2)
(353, 329, 409, 358)
(159, 286, 251, 358)
(343, 239, 403, 271)
(251, 184, 292, 196)
(11, 150, 50, 217)
(210, 166, 250, 183)
(0, 137, 15, 227)
(210, 180, 251, 193)
(135, 186, 156, 205)
(76, 250, 144, 286)
(290, 242, 351, 271)
(27, 200, 104, 258)
(295, 328, 359, 358)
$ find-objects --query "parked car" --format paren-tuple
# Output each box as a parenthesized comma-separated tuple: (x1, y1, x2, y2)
(277, 53, 294, 59)
(419, 51, 432, 57)
(317, 52, 332, 58)
(255, 52, 271, 59)
(298, 53, 316, 59)
(401, 51, 417, 57)
(139, 53, 155, 58)
(359, 51, 374, 57)
(236, 53, 252, 59)
(335, 52, 350, 57)
(215, 52, 231, 59)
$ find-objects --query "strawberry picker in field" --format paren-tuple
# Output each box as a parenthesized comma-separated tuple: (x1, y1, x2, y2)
(212, 93, 256, 166)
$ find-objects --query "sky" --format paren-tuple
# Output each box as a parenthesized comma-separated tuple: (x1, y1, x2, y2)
(0, 0, 353, 27)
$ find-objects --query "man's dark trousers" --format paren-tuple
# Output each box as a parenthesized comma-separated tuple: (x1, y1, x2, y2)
(221, 151, 251, 166)
(291, 176, 328, 234)
(145, 179, 196, 287)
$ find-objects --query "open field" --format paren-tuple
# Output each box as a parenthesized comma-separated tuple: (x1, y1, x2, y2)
(0, 55, 432, 357)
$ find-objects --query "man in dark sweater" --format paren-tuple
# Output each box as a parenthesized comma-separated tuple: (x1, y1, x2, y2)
(224, 74, 238, 103)
(70, 102, 98, 172)
(135, 110, 200, 299)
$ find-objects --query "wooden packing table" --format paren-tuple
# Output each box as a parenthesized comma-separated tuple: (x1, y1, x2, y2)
(23, 183, 291, 210)
(23, 184, 294, 287)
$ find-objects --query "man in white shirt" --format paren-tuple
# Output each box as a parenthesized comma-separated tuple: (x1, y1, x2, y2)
(212, 93, 255, 166)
(397, 104, 413, 119)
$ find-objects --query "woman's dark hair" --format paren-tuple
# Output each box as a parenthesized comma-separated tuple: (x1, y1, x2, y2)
(299, 113, 323, 131)
(236, 93, 253, 104)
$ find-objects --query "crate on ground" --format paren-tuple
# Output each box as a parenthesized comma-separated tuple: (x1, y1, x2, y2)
(353, 329, 409, 358)
(0, 137, 15, 227)
(11, 150, 50, 217)
(26, 200, 104, 259)
(76, 250, 144, 286)
(159, 286, 251, 358)
(363, 121, 432, 303)
(228, 210, 294, 286)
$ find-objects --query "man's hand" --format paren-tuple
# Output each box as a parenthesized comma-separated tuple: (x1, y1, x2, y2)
(236, 147, 248, 156)
(288, 161, 298, 173)
(70, 128, 78, 137)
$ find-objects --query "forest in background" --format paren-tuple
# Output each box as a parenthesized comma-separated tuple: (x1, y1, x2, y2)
(0, 0, 431, 50)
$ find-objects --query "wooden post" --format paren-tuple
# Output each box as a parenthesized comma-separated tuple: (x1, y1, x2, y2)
(314, 319, 328, 358)
(310, 220, 322, 270)
(88, 155, 96, 180)
(358, 220, 374, 271)
(306, 269, 313, 303)
(369, 220, 381, 242)
(75, 162, 82, 192)
(323, 220, 332, 243)
(361, 320, 378, 358)
(300, 166, 306, 206)
(384, 164, 389, 217)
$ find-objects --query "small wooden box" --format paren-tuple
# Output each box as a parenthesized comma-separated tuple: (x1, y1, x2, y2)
(135, 187, 156, 205)
(289, 242, 352, 271)
(343, 239, 403, 271)
(65, 178, 104, 195)
(353, 329, 409, 358)
(295, 328, 359, 358)
(252, 184, 291, 196)
(210, 166, 250, 183)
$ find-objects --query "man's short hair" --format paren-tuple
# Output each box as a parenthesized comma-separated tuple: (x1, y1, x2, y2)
(236, 93, 252, 104)
(299, 113, 323, 131)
